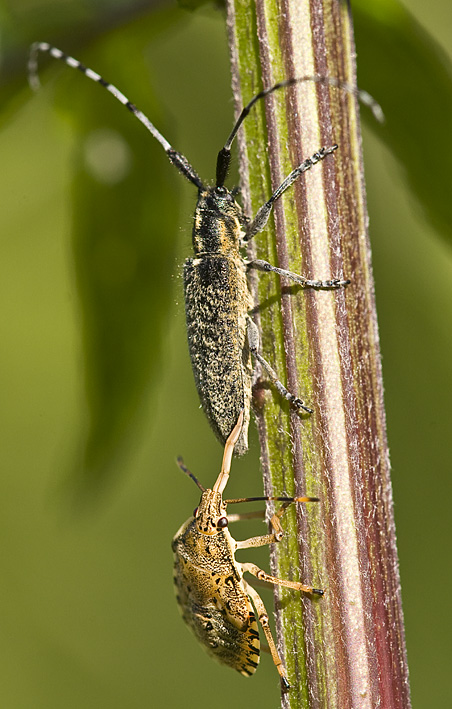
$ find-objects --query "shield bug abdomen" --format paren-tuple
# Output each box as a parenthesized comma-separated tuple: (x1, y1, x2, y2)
(183, 604, 260, 677)
(174, 574, 261, 678)
(184, 188, 253, 455)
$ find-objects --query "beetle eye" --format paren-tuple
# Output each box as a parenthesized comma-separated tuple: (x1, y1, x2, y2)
(193, 507, 198, 518)
(217, 516, 228, 529)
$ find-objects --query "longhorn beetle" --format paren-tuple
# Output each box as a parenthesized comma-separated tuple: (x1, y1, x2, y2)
(172, 410, 322, 689)
(28, 43, 383, 455)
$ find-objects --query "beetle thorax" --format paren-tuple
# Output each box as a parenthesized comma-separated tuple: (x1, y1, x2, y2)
(195, 489, 227, 535)
(192, 187, 245, 256)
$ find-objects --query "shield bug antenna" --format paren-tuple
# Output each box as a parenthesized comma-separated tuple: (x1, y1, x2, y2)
(28, 43, 383, 455)
(172, 411, 323, 689)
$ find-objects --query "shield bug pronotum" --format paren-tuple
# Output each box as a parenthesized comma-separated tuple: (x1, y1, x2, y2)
(172, 411, 323, 689)
(28, 43, 382, 454)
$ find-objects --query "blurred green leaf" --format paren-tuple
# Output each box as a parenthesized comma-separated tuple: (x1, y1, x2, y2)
(354, 0, 452, 244)
(0, 1, 173, 125)
(177, 0, 213, 10)
(55, 15, 184, 489)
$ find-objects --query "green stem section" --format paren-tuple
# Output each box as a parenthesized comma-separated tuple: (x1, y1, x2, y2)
(226, 1, 410, 707)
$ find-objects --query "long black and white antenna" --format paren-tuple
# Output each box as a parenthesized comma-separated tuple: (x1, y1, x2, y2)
(28, 42, 205, 189)
(215, 75, 384, 186)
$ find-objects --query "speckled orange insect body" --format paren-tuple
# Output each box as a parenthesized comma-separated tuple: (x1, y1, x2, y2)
(172, 412, 323, 688)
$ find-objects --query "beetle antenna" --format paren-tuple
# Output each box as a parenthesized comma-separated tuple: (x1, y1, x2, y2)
(215, 74, 383, 187)
(28, 42, 205, 189)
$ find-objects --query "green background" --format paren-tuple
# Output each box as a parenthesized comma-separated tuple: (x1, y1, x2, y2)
(0, 0, 451, 706)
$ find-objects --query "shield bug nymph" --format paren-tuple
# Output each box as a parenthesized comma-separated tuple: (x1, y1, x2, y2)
(28, 44, 383, 455)
(172, 411, 323, 689)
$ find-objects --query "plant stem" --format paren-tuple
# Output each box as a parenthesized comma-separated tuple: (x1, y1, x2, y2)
(226, 0, 411, 706)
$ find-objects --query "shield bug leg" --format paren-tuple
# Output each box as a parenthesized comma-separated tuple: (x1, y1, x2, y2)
(226, 496, 318, 532)
(230, 496, 324, 687)
(233, 497, 316, 548)
(226, 509, 265, 524)
(242, 579, 291, 690)
(241, 562, 323, 596)
(246, 315, 313, 414)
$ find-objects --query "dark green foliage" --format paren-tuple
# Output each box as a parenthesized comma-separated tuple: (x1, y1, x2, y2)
(354, 0, 452, 244)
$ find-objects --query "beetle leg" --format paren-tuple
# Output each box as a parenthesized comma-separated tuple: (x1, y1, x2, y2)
(246, 316, 313, 414)
(244, 146, 337, 242)
(248, 258, 350, 289)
